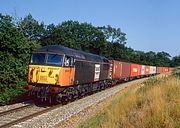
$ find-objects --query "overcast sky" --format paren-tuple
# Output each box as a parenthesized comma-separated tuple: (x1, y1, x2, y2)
(1, 0, 179, 57)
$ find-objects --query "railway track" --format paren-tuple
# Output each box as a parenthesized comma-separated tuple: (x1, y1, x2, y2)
(0, 77, 153, 128)
(0, 104, 33, 117)
(0, 103, 61, 128)
(12, 78, 150, 128)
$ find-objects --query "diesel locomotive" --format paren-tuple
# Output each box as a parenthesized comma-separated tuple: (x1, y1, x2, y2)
(25, 45, 111, 103)
(25, 45, 174, 103)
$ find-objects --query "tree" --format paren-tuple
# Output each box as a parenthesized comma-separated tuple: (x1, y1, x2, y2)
(18, 14, 45, 41)
(144, 51, 156, 65)
(171, 55, 180, 67)
(98, 25, 127, 45)
(0, 13, 38, 89)
(40, 20, 107, 55)
(156, 51, 171, 66)
(128, 50, 147, 64)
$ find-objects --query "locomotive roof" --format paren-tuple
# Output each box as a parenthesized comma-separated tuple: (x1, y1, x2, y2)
(33, 45, 109, 63)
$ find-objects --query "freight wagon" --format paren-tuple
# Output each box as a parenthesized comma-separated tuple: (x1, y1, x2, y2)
(110, 60, 131, 83)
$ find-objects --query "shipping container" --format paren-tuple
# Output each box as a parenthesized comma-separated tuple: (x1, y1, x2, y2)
(111, 60, 122, 79)
(152, 66, 157, 74)
(110, 60, 131, 80)
(150, 66, 153, 74)
(169, 68, 175, 72)
(130, 64, 141, 77)
(121, 62, 131, 79)
(169, 68, 172, 72)
(163, 67, 169, 72)
(141, 65, 145, 75)
(150, 66, 156, 74)
(157, 67, 163, 74)
(145, 66, 150, 75)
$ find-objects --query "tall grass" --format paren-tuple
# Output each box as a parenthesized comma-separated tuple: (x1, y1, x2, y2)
(80, 74, 180, 128)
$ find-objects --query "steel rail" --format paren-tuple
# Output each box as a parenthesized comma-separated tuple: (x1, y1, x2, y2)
(0, 104, 61, 128)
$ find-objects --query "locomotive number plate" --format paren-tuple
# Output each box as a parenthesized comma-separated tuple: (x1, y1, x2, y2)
(40, 76, 47, 81)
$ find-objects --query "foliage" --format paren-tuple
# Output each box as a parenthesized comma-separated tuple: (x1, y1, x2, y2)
(39, 18, 176, 67)
(171, 55, 180, 67)
(0, 13, 39, 105)
(155, 51, 171, 66)
(0, 86, 24, 105)
(18, 14, 45, 41)
(40, 20, 107, 55)
(98, 25, 127, 44)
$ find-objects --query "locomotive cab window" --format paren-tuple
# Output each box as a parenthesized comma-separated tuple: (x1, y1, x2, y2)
(31, 53, 45, 64)
(30, 53, 63, 66)
(47, 54, 63, 65)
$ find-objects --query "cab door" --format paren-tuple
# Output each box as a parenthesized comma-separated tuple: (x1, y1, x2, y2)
(59, 56, 75, 86)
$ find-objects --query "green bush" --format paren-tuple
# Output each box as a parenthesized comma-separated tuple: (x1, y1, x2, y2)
(0, 86, 24, 105)
(0, 13, 39, 105)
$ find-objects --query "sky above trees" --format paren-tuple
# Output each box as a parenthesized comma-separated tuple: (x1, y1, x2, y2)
(0, 0, 180, 56)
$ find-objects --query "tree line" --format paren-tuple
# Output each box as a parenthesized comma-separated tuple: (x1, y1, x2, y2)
(0, 13, 179, 104)
(18, 14, 180, 66)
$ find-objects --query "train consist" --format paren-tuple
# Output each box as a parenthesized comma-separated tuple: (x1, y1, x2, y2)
(25, 45, 175, 103)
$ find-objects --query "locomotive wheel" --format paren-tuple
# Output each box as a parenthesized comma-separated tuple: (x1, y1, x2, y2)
(55, 94, 62, 104)
(55, 97, 61, 104)
(61, 96, 69, 105)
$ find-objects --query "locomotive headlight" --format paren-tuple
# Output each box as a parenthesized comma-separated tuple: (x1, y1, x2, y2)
(41, 68, 46, 72)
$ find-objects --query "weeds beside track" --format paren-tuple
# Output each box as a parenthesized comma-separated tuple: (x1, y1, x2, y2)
(80, 73, 180, 128)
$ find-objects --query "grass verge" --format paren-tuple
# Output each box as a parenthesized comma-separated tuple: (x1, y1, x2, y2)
(80, 73, 180, 128)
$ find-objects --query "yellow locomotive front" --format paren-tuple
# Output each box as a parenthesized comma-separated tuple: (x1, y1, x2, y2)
(27, 52, 75, 86)
(28, 53, 62, 85)
(25, 50, 75, 102)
